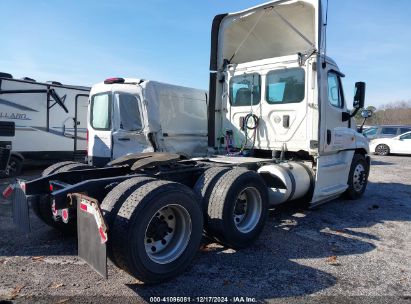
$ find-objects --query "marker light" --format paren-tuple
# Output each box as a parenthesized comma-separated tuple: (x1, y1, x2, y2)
(104, 77, 125, 84)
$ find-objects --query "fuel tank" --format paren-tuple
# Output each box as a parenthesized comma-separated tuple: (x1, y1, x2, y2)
(258, 162, 313, 206)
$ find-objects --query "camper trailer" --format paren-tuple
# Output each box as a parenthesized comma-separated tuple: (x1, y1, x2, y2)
(88, 78, 208, 167)
(0, 73, 90, 176)
(0, 121, 15, 173)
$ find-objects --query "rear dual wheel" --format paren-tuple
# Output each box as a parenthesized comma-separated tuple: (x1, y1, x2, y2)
(109, 180, 203, 283)
(195, 168, 269, 249)
(100, 176, 156, 266)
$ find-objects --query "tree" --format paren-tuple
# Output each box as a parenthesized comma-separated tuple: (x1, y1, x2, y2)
(357, 100, 411, 125)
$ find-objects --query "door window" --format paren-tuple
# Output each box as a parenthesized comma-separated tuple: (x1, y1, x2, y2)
(116, 93, 142, 131)
(400, 128, 411, 134)
(400, 133, 411, 140)
(327, 73, 344, 108)
(381, 127, 397, 136)
(266, 68, 305, 104)
(90, 93, 111, 130)
(229, 73, 261, 106)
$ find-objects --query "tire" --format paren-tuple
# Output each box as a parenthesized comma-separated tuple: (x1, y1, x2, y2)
(53, 163, 92, 174)
(193, 167, 230, 224)
(206, 168, 269, 249)
(101, 176, 156, 266)
(3, 156, 23, 177)
(32, 162, 92, 234)
(111, 180, 203, 283)
(375, 144, 390, 156)
(41, 161, 78, 177)
(344, 154, 369, 200)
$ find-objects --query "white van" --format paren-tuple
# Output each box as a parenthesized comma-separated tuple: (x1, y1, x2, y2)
(88, 78, 208, 167)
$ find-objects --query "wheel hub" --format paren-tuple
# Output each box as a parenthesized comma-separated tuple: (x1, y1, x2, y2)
(144, 204, 191, 264)
(376, 145, 388, 155)
(234, 195, 247, 223)
(232, 187, 262, 234)
(146, 216, 170, 242)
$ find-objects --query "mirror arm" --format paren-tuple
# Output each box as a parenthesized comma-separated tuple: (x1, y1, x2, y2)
(358, 117, 367, 133)
(350, 107, 360, 118)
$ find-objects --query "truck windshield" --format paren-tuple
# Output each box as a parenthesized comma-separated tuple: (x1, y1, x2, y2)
(229, 73, 261, 106)
(90, 93, 111, 130)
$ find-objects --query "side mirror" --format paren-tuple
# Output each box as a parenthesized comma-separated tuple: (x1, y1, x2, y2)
(357, 108, 372, 134)
(361, 109, 373, 119)
(353, 82, 366, 109)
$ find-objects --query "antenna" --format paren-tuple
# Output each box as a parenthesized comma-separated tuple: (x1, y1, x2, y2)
(322, 0, 329, 68)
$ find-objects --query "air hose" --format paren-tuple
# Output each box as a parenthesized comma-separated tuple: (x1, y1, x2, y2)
(240, 113, 259, 152)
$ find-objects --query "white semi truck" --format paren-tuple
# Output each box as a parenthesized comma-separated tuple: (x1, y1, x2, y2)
(11, 0, 371, 284)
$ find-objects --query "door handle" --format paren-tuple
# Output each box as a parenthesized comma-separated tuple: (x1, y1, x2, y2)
(283, 115, 290, 128)
(327, 130, 332, 145)
(118, 137, 130, 142)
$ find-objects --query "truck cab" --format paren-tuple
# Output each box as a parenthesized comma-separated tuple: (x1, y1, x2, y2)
(209, 0, 370, 205)
(88, 78, 208, 167)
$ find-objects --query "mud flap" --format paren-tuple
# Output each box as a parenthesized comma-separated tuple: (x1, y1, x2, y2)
(74, 194, 108, 279)
(11, 181, 31, 234)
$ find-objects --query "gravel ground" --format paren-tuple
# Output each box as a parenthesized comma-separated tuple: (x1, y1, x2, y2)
(0, 156, 410, 303)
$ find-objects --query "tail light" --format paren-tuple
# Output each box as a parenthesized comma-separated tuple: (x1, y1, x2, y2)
(104, 77, 125, 84)
(2, 184, 14, 199)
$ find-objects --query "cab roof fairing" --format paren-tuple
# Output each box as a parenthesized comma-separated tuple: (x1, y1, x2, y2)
(213, 0, 324, 71)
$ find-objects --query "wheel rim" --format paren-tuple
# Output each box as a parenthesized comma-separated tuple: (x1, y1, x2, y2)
(376, 145, 388, 155)
(233, 187, 262, 233)
(353, 164, 366, 192)
(144, 204, 192, 264)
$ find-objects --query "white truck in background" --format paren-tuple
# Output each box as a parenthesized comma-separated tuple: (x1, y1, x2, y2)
(88, 78, 208, 167)
(11, 0, 372, 284)
(0, 73, 90, 176)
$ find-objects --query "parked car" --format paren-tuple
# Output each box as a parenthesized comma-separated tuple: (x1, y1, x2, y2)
(370, 131, 411, 156)
(363, 125, 411, 140)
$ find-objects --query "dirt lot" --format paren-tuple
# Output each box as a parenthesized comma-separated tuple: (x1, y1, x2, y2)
(0, 155, 410, 303)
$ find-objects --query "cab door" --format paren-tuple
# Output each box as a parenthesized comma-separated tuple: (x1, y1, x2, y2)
(111, 92, 153, 160)
(88, 92, 112, 166)
(313, 65, 355, 203)
(259, 66, 308, 151)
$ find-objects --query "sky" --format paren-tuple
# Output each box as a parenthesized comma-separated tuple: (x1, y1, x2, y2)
(1, 0, 410, 108)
